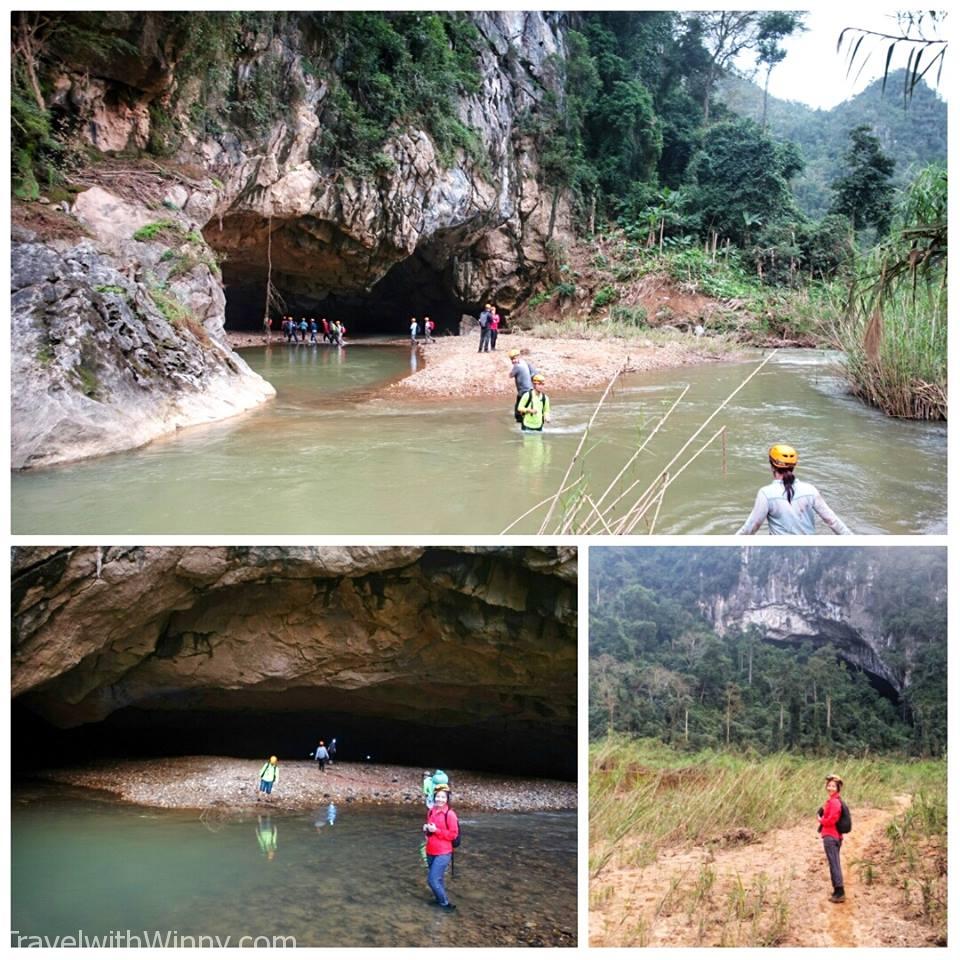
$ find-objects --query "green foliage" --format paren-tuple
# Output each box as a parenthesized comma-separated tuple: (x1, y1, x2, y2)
(592, 284, 620, 311)
(590, 547, 946, 757)
(309, 11, 483, 174)
(829, 124, 896, 238)
(609, 304, 648, 326)
(133, 220, 184, 243)
(685, 118, 801, 247)
(93, 284, 126, 295)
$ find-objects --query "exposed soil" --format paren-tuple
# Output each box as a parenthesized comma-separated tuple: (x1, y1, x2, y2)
(591, 795, 941, 947)
(12, 199, 91, 242)
(35, 756, 576, 813)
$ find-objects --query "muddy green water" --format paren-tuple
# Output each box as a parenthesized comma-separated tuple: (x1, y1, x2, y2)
(11, 785, 576, 947)
(10, 345, 945, 534)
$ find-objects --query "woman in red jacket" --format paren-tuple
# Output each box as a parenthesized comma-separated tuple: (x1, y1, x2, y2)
(423, 785, 459, 910)
(818, 773, 845, 902)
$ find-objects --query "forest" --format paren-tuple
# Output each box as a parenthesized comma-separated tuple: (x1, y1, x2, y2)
(589, 548, 947, 758)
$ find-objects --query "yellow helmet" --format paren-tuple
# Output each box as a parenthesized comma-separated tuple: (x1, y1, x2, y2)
(768, 444, 798, 469)
(269, 756, 278, 764)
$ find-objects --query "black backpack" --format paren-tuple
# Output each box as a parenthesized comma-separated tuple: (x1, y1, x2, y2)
(444, 809, 461, 848)
(837, 798, 852, 834)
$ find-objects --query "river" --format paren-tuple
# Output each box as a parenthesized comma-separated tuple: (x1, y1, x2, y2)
(10, 345, 945, 534)
(11, 784, 576, 947)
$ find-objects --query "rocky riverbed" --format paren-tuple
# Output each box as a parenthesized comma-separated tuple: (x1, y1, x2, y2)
(37, 757, 577, 812)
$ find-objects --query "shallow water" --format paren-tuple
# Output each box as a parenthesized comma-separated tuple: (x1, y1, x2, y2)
(11, 784, 577, 947)
(10, 345, 945, 534)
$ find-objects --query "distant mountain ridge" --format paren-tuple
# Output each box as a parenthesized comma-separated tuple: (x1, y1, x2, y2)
(717, 69, 947, 218)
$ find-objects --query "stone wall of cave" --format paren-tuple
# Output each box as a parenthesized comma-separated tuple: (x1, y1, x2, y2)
(12, 547, 577, 779)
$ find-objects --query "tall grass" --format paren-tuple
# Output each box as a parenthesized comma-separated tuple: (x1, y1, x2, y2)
(832, 278, 946, 420)
(590, 735, 945, 877)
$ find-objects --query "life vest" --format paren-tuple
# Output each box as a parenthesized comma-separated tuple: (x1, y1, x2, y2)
(518, 389, 550, 429)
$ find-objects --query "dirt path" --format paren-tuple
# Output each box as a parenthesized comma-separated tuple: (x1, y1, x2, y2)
(591, 795, 938, 947)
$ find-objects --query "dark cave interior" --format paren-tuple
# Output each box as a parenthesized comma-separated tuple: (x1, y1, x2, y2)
(223, 251, 475, 336)
(12, 699, 576, 780)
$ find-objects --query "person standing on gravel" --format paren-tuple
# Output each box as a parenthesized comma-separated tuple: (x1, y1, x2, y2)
(478, 304, 492, 352)
(257, 756, 280, 801)
(328, 738, 337, 764)
(313, 741, 329, 772)
(410, 316, 419, 343)
(423, 784, 459, 910)
(818, 773, 846, 902)
(488, 307, 501, 350)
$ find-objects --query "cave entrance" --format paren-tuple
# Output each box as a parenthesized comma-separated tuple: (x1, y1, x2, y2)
(221, 248, 475, 337)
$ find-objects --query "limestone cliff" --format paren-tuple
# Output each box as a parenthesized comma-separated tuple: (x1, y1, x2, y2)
(700, 548, 944, 694)
(12, 12, 572, 467)
(12, 547, 577, 774)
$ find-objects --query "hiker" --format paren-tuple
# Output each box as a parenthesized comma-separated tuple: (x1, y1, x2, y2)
(423, 783, 458, 910)
(424, 316, 435, 342)
(299, 318, 309, 342)
(423, 770, 436, 808)
(328, 738, 337, 764)
(256, 815, 278, 860)
(321, 317, 331, 342)
(508, 349, 534, 423)
(309, 318, 318, 343)
(517, 374, 551, 432)
(489, 306, 500, 350)
(410, 316, 419, 343)
(818, 773, 846, 903)
(477, 303, 492, 352)
(335, 321, 345, 346)
(314, 740, 329, 772)
(737, 444, 853, 535)
(257, 755, 280, 801)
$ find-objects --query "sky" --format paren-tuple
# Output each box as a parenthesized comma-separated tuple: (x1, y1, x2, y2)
(747, 8, 950, 110)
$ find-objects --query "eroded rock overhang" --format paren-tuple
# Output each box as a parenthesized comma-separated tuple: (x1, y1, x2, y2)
(12, 546, 578, 777)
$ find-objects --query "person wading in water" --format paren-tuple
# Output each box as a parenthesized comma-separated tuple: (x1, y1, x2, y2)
(738, 444, 852, 535)
(818, 773, 846, 902)
(517, 374, 550, 432)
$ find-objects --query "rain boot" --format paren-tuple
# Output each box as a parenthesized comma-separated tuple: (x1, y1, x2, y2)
(829, 887, 846, 903)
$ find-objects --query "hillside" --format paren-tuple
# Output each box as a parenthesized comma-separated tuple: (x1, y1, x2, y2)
(590, 547, 946, 756)
(717, 70, 947, 218)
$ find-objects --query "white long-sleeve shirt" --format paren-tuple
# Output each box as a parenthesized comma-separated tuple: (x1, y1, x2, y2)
(737, 479, 853, 535)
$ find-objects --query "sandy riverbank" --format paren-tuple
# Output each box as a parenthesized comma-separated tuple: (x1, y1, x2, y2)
(226, 330, 731, 397)
(37, 757, 577, 812)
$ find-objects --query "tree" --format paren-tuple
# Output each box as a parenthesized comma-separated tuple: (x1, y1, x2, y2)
(829, 124, 896, 236)
(686, 10, 805, 120)
(685, 118, 802, 245)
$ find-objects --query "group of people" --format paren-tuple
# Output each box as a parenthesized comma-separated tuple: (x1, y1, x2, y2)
(409, 316, 436, 343)
(477, 303, 501, 352)
(274, 315, 346, 346)
(255, 737, 338, 800)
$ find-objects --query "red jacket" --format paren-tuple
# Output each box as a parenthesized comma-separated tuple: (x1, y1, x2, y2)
(425, 803, 459, 856)
(819, 794, 842, 840)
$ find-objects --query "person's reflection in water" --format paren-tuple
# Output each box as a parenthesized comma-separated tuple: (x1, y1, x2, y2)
(256, 815, 278, 861)
(326, 803, 337, 827)
(517, 430, 553, 486)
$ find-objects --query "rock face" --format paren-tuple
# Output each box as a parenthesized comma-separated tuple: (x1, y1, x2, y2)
(13, 13, 573, 466)
(700, 549, 944, 694)
(12, 547, 577, 776)
(11, 234, 275, 469)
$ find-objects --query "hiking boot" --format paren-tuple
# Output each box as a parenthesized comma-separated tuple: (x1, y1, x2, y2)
(829, 888, 846, 903)
(440, 903, 457, 911)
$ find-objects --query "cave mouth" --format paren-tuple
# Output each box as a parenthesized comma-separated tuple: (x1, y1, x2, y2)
(12, 698, 576, 781)
(222, 248, 475, 337)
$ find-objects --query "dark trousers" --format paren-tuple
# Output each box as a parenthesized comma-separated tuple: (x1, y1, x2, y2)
(514, 392, 525, 422)
(490, 330, 498, 349)
(317, 759, 326, 772)
(823, 836, 843, 889)
(478, 328, 490, 352)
